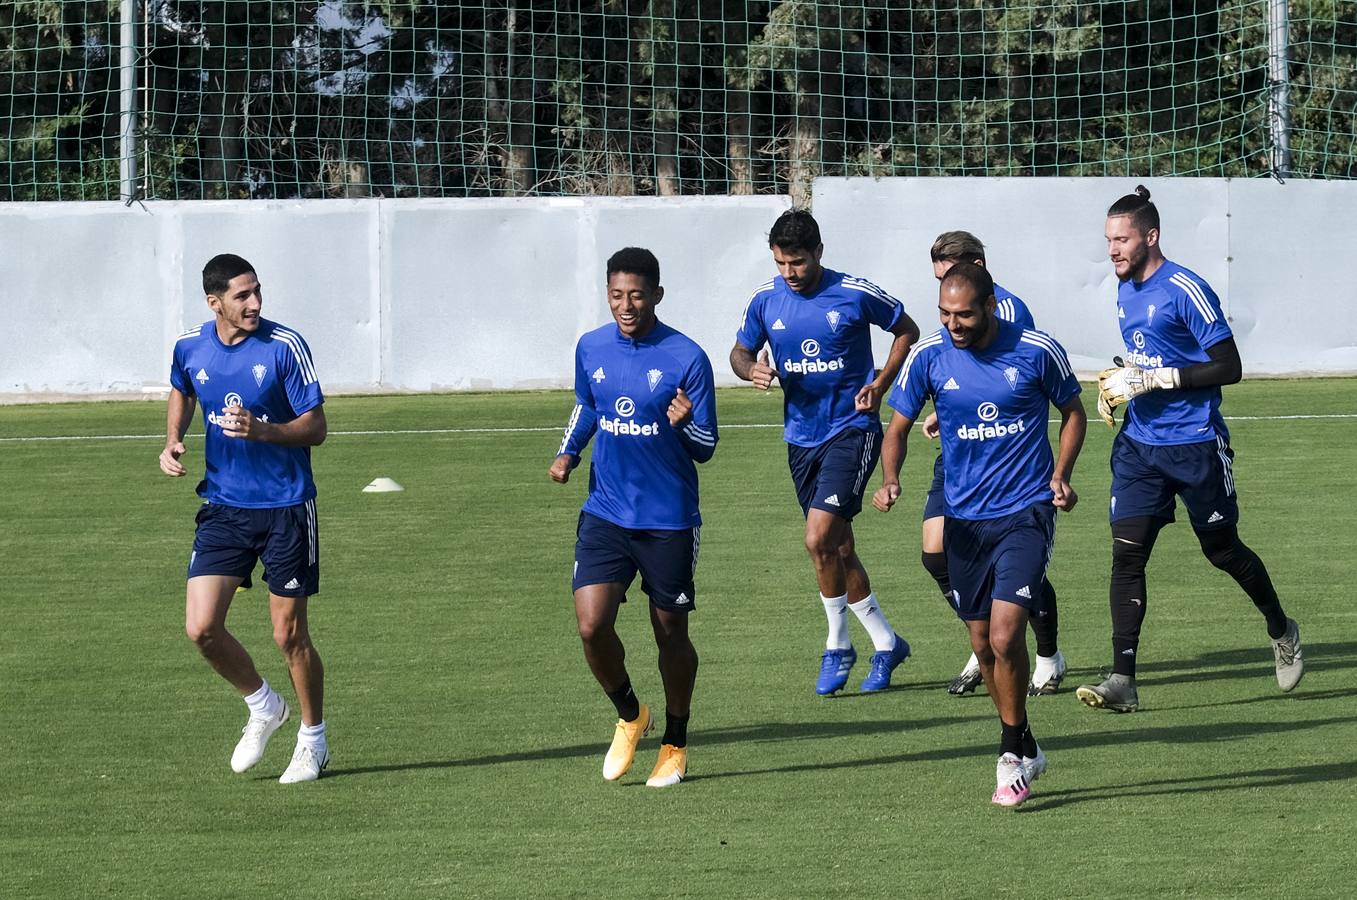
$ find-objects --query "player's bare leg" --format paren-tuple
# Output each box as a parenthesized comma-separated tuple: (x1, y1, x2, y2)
(575, 583, 651, 780)
(969, 604, 1045, 806)
(648, 605, 696, 786)
(185, 575, 262, 694)
(270, 594, 324, 725)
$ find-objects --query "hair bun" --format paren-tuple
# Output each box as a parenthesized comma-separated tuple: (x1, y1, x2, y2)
(1135, 184, 1151, 200)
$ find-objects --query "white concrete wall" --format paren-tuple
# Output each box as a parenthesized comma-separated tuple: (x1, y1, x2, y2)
(3, 180, 1353, 400)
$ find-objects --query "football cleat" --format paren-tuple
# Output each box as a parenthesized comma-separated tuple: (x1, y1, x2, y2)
(815, 647, 858, 695)
(645, 744, 688, 788)
(1028, 650, 1067, 696)
(1076, 674, 1139, 712)
(948, 654, 984, 695)
(602, 704, 652, 781)
(860, 634, 911, 692)
(1272, 618, 1304, 692)
(230, 699, 290, 773)
(1021, 743, 1047, 783)
(992, 752, 1032, 807)
(278, 743, 330, 783)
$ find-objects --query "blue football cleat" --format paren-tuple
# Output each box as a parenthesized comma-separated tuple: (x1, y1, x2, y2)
(815, 647, 858, 695)
(860, 635, 911, 692)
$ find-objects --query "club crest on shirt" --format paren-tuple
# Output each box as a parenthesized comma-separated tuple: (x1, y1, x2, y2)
(1147, 304, 1157, 322)
(253, 364, 267, 387)
(647, 368, 663, 391)
(825, 310, 841, 332)
(1004, 366, 1019, 389)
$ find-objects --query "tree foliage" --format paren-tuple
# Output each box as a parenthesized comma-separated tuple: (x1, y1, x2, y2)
(3, 1, 1354, 201)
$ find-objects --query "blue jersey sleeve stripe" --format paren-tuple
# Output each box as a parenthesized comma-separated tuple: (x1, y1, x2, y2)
(272, 328, 319, 385)
(1169, 272, 1218, 324)
(682, 423, 716, 446)
(683, 422, 715, 439)
(558, 404, 584, 455)
(738, 281, 776, 336)
(176, 327, 203, 342)
(1020, 331, 1074, 379)
(841, 276, 902, 311)
(895, 331, 944, 391)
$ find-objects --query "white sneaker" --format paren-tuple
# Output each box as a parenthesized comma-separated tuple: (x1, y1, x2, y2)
(1028, 651, 1067, 696)
(279, 743, 330, 784)
(230, 700, 290, 773)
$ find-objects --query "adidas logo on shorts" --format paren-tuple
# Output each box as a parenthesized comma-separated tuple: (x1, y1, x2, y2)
(1207, 511, 1224, 523)
(284, 578, 301, 590)
(1016, 585, 1031, 599)
(823, 494, 841, 507)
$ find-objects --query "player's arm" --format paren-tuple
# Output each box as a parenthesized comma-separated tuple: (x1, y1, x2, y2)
(1096, 340, 1241, 426)
(159, 386, 196, 477)
(730, 342, 777, 390)
(221, 404, 327, 447)
(670, 356, 719, 463)
(551, 349, 599, 484)
(873, 410, 915, 512)
(1051, 395, 1086, 512)
(856, 312, 921, 412)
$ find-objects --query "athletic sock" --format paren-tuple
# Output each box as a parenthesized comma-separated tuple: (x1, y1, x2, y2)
(848, 593, 896, 652)
(821, 593, 852, 650)
(1000, 720, 1025, 758)
(606, 680, 641, 722)
(1109, 589, 1147, 678)
(298, 720, 327, 752)
(921, 551, 951, 597)
(1227, 545, 1288, 638)
(1019, 721, 1038, 759)
(661, 713, 689, 748)
(243, 680, 282, 719)
(1031, 579, 1059, 658)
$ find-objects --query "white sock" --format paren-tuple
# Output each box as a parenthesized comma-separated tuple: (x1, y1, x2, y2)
(964, 651, 980, 673)
(298, 720, 327, 752)
(821, 593, 852, 650)
(848, 593, 897, 652)
(244, 680, 282, 719)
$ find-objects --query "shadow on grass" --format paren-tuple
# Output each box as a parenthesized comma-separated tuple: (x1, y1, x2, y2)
(1021, 759, 1357, 812)
(323, 714, 986, 779)
(1069, 640, 1357, 689)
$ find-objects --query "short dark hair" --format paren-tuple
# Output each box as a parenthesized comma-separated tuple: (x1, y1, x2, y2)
(930, 231, 987, 264)
(202, 254, 256, 296)
(939, 261, 994, 309)
(768, 208, 821, 253)
(606, 247, 660, 288)
(1107, 184, 1160, 234)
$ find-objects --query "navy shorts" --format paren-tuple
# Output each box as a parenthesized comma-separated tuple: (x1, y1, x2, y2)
(1110, 431, 1239, 529)
(572, 512, 699, 613)
(788, 424, 882, 520)
(944, 503, 1055, 621)
(187, 500, 319, 597)
(923, 452, 946, 521)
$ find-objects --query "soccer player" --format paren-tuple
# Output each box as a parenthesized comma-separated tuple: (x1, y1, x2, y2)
(159, 253, 330, 783)
(922, 232, 1067, 697)
(551, 247, 718, 788)
(1078, 186, 1303, 712)
(731, 209, 920, 695)
(875, 263, 1086, 807)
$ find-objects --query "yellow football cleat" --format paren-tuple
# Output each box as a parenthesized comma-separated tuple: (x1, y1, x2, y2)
(645, 743, 688, 788)
(602, 704, 651, 781)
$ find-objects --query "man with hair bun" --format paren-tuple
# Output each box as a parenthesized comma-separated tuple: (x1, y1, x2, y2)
(1080, 186, 1303, 713)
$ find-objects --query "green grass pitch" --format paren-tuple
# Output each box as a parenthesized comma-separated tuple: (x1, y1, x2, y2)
(2, 382, 1354, 898)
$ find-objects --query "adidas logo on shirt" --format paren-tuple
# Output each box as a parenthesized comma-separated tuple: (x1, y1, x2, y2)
(195, 368, 210, 384)
(1118, 307, 1127, 319)
(1207, 511, 1224, 523)
(1016, 585, 1031, 599)
(823, 494, 841, 507)
(943, 377, 960, 391)
(771, 318, 786, 330)
(592, 367, 606, 382)
(284, 578, 301, 590)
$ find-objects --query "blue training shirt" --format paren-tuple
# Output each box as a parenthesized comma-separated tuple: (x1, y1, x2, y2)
(994, 283, 1036, 329)
(558, 320, 718, 530)
(735, 268, 903, 447)
(1116, 260, 1234, 446)
(170, 318, 324, 508)
(889, 319, 1081, 520)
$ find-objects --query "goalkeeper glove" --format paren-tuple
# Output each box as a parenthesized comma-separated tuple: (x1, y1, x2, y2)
(1096, 356, 1180, 427)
